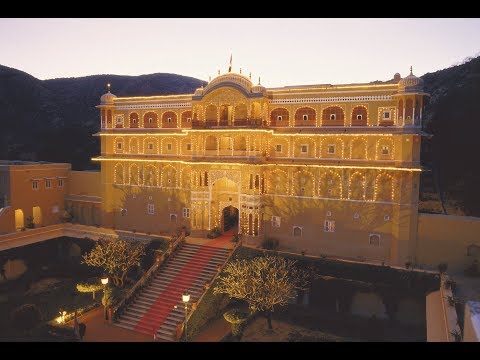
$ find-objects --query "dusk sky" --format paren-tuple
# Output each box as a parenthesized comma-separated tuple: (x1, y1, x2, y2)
(1, 18, 480, 87)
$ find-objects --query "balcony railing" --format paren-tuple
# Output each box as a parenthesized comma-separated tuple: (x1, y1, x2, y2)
(191, 118, 264, 129)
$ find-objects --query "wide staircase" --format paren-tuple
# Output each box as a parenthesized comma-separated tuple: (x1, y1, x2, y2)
(114, 242, 231, 341)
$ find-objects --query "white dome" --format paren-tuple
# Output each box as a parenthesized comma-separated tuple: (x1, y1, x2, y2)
(100, 91, 116, 105)
(398, 67, 424, 93)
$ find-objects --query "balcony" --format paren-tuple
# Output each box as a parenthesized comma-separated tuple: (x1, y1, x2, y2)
(191, 118, 264, 129)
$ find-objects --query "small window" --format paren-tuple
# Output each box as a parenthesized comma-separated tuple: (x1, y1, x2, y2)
(326, 211, 331, 217)
(384, 214, 390, 221)
(57, 179, 64, 187)
(327, 189, 332, 195)
(147, 143, 154, 150)
(381, 145, 389, 155)
(116, 117, 123, 124)
(330, 114, 336, 121)
(117, 142, 122, 150)
(148, 196, 153, 200)
(167, 117, 172, 123)
(275, 144, 282, 152)
(356, 114, 363, 121)
(187, 117, 191, 122)
(277, 115, 283, 121)
(52, 205, 59, 214)
(32, 180, 39, 190)
(302, 114, 309, 121)
(167, 143, 172, 151)
(327, 144, 336, 154)
(354, 213, 359, 219)
(148, 117, 153, 124)
(369, 234, 380, 246)
(293, 226, 302, 237)
(183, 208, 190, 218)
(300, 144, 308, 154)
(383, 111, 391, 120)
(147, 203, 155, 215)
(132, 118, 137, 124)
(45, 179, 52, 189)
(186, 143, 192, 151)
(324, 220, 335, 232)
(271, 216, 281, 228)
(121, 208, 127, 216)
(170, 214, 177, 223)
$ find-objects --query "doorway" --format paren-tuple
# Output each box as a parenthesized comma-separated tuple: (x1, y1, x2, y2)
(222, 206, 239, 232)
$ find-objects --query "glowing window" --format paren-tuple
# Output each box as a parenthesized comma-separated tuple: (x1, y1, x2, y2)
(271, 216, 281, 228)
(330, 114, 336, 121)
(167, 117, 172, 123)
(324, 220, 335, 232)
(148, 118, 153, 124)
(302, 114, 309, 121)
(277, 115, 283, 121)
(356, 114, 362, 121)
(147, 203, 155, 215)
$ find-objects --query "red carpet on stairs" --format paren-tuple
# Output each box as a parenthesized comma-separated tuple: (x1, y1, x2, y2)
(133, 244, 221, 334)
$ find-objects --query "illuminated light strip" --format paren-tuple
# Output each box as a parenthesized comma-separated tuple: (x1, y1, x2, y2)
(99, 131, 398, 137)
(270, 95, 392, 104)
(92, 157, 422, 172)
(115, 103, 191, 110)
(263, 193, 411, 206)
(115, 94, 193, 101)
(268, 83, 396, 91)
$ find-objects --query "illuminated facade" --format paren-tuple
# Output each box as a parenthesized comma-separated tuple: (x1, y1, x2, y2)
(94, 68, 429, 266)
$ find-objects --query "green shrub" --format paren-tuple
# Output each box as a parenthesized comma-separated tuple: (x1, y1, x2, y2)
(261, 237, 279, 250)
(223, 308, 249, 337)
(11, 304, 42, 333)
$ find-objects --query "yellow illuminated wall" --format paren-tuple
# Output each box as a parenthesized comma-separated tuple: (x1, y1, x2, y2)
(94, 71, 428, 266)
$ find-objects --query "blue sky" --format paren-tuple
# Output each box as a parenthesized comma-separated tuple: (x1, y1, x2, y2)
(1, 18, 479, 87)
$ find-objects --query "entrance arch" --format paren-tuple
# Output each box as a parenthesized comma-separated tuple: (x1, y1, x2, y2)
(14, 209, 24, 230)
(210, 176, 240, 232)
(32, 206, 42, 226)
(222, 206, 239, 232)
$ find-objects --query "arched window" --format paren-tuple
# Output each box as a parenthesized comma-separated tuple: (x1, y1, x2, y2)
(129, 113, 139, 128)
(322, 106, 344, 126)
(295, 107, 316, 126)
(162, 111, 177, 128)
(351, 106, 367, 126)
(270, 108, 289, 126)
(143, 112, 158, 128)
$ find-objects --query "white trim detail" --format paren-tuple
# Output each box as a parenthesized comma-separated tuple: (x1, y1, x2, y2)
(270, 95, 392, 104)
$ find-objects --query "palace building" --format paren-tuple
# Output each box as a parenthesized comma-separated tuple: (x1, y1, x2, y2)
(93, 67, 429, 266)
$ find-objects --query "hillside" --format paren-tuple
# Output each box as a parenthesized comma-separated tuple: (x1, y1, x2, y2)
(0, 57, 479, 215)
(0, 65, 203, 170)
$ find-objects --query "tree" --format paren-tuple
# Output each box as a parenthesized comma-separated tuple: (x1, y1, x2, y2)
(214, 255, 310, 330)
(76, 278, 104, 299)
(82, 237, 146, 288)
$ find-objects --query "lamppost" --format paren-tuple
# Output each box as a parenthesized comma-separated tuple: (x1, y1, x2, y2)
(101, 277, 109, 320)
(182, 291, 190, 341)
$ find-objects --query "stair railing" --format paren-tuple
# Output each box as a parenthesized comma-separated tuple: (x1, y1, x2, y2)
(175, 240, 242, 341)
(111, 234, 186, 322)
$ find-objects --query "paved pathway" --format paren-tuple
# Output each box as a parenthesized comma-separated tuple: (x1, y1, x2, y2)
(66, 307, 152, 342)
